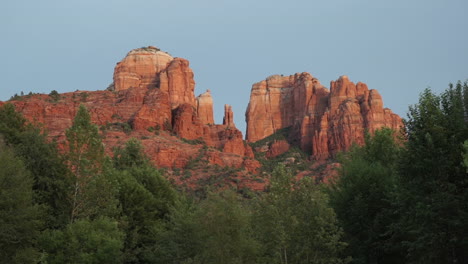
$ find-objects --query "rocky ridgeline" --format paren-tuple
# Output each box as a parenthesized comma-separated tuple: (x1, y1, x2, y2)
(246, 73, 402, 159)
(2, 46, 403, 188)
(3, 46, 259, 175)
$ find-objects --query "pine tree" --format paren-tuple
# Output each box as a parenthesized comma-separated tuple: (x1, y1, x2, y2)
(111, 138, 177, 262)
(397, 84, 468, 263)
(0, 142, 43, 263)
(113, 137, 148, 170)
(464, 140, 468, 173)
(194, 191, 259, 264)
(255, 165, 349, 264)
(0, 103, 71, 228)
(65, 104, 108, 222)
(39, 217, 124, 264)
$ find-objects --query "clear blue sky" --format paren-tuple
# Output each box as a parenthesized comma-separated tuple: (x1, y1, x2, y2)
(2, 0, 467, 134)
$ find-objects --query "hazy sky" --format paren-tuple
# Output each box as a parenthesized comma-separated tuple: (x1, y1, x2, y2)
(2, 0, 467, 134)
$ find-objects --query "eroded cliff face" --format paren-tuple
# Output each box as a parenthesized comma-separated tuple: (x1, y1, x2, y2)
(113, 46, 174, 91)
(159, 58, 196, 109)
(196, 90, 214, 125)
(6, 46, 259, 173)
(246, 74, 403, 159)
(3, 46, 404, 189)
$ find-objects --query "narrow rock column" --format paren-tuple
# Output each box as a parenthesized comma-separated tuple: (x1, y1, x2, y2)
(223, 104, 235, 127)
(196, 89, 214, 125)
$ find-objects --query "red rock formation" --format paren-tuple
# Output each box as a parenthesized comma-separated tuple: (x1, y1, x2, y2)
(246, 74, 403, 159)
(196, 89, 214, 125)
(132, 88, 172, 130)
(223, 104, 235, 127)
(113, 46, 174, 91)
(3, 46, 259, 175)
(245, 73, 329, 142)
(171, 102, 255, 159)
(172, 103, 204, 140)
(159, 58, 196, 109)
(266, 140, 291, 158)
(113, 46, 195, 109)
(220, 128, 245, 156)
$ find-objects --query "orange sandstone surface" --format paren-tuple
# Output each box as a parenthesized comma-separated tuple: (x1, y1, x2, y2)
(245, 73, 403, 159)
(3, 46, 404, 190)
(5, 47, 260, 178)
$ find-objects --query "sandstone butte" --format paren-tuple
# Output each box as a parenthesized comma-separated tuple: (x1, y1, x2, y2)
(1, 46, 404, 189)
(1, 46, 260, 177)
(245, 73, 403, 159)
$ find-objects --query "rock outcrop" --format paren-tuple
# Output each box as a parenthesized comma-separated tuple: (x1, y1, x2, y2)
(223, 104, 235, 128)
(246, 73, 402, 159)
(3, 46, 404, 189)
(6, 46, 259, 174)
(196, 90, 214, 125)
(159, 58, 196, 109)
(113, 46, 174, 91)
(266, 140, 291, 158)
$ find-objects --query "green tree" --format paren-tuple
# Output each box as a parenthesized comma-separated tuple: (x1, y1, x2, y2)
(66, 104, 105, 180)
(158, 191, 259, 264)
(66, 104, 113, 222)
(254, 165, 294, 263)
(0, 103, 27, 143)
(194, 191, 259, 264)
(328, 128, 404, 264)
(111, 138, 177, 262)
(0, 142, 43, 263)
(289, 179, 349, 264)
(15, 129, 71, 228)
(464, 140, 468, 173)
(396, 83, 468, 263)
(48, 90, 60, 102)
(0, 103, 70, 228)
(255, 165, 349, 264)
(113, 137, 149, 170)
(156, 196, 201, 263)
(111, 166, 175, 263)
(40, 217, 124, 264)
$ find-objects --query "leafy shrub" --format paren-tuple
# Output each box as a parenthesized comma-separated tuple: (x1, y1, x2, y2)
(9, 93, 22, 101)
(181, 170, 192, 180)
(181, 137, 205, 145)
(80, 92, 88, 102)
(49, 90, 60, 102)
(111, 113, 122, 120)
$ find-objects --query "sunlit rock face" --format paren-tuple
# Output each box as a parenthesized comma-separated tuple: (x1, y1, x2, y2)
(5, 46, 260, 173)
(246, 73, 402, 159)
(196, 89, 214, 125)
(114, 46, 174, 91)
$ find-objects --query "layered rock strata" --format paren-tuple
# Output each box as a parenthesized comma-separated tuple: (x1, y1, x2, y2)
(223, 104, 235, 128)
(196, 90, 214, 125)
(246, 73, 402, 159)
(6, 46, 258, 172)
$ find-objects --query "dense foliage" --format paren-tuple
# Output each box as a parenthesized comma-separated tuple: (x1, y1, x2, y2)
(329, 128, 404, 264)
(0, 143, 43, 263)
(0, 80, 466, 263)
(330, 81, 468, 264)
